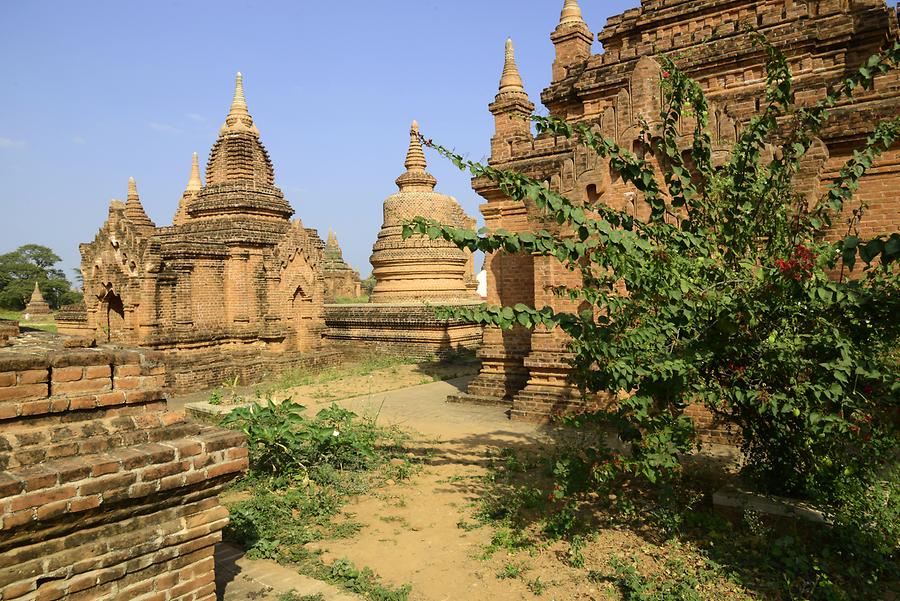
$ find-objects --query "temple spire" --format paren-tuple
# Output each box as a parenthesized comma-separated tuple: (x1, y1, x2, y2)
(559, 0, 586, 27)
(124, 177, 156, 229)
(327, 228, 338, 246)
(30, 281, 44, 303)
(222, 72, 259, 134)
(396, 120, 437, 192)
(127, 176, 139, 202)
(186, 152, 202, 192)
(404, 120, 428, 172)
(499, 38, 526, 94)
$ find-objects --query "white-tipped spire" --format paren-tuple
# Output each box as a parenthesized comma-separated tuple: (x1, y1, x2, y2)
(559, 0, 586, 27)
(404, 120, 428, 172)
(499, 38, 526, 94)
(127, 176, 139, 201)
(222, 72, 259, 133)
(186, 152, 202, 192)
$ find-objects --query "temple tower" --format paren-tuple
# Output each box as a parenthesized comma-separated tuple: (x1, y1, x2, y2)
(489, 40, 535, 162)
(322, 229, 362, 301)
(550, 0, 593, 83)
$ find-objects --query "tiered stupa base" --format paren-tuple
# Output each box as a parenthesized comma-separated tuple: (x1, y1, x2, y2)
(323, 302, 483, 361)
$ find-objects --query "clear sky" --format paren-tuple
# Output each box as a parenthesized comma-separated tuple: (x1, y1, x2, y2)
(1, 1, 651, 279)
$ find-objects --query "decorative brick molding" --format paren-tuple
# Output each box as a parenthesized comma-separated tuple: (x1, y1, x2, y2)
(0, 332, 246, 600)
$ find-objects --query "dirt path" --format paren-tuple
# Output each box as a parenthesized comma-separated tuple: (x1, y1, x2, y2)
(305, 380, 615, 601)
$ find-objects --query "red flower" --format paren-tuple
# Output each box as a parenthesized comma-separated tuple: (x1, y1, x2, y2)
(662, 71, 671, 79)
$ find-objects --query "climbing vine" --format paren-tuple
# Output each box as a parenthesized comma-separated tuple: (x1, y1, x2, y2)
(403, 35, 900, 512)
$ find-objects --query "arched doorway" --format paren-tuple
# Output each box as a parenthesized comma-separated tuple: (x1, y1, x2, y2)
(291, 283, 314, 351)
(100, 288, 125, 342)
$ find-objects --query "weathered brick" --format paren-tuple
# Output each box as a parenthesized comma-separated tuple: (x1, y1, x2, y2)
(51, 378, 110, 395)
(68, 495, 102, 512)
(51, 366, 84, 382)
(0, 384, 47, 403)
(84, 365, 112, 379)
(78, 473, 136, 497)
(0, 372, 15, 387)
(113, 364, 142, 378)
(9, 486, 76, 512)
(18, 369, 49, 384)
(96, 391, 126, 407)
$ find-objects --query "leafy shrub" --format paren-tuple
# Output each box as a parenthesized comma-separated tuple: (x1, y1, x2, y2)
(220, 398, 387, 480)
(405, 35, 900, 511)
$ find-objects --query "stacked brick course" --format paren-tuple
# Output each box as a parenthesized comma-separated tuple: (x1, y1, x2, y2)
(59, 73, 336, 391)
(457, 0, 900, 421)
(0, 332, 246, 600)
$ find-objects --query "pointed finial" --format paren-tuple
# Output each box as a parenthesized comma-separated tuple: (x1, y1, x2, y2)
(396, 120, 436, 192)
(559, 0, 586, 27)
(499, 38, 526, 94)
(327, 228, 338, 246)
(124, 176, 156, 229)
(404, 120, 428, 172)
(230, 72, 249, 117)
(222, 72, 258, 133)
(186, 152, 202, 192)
(127, 176, 139, 201)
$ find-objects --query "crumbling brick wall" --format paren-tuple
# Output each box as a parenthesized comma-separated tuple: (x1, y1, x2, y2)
(0, 334, 246, 600)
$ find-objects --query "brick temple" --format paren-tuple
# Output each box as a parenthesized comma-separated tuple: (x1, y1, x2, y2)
(452, 0, 900, 421)
(59, 74, 335, 391)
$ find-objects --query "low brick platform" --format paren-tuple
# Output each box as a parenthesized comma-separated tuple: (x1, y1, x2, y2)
(0, 332, 247, 600)
(323, 302, 483, 361)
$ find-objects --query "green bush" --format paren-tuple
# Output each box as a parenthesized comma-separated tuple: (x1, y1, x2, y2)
(405, 35, 900, 512)
(220, 398, 384, 481)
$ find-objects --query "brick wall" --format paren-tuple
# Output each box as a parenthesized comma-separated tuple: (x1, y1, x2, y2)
(323, 303, 483, 361)
(0, 334, 246, 600)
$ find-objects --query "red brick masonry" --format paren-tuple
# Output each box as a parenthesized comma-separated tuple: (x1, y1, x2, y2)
(0, 334, 247, 600)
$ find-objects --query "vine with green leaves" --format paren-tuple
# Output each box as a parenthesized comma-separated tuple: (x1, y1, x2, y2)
(403, 35, 900, 530)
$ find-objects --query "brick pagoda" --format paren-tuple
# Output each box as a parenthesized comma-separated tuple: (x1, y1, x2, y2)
(23, 282, 51, 320)
(59, 73, 335, 391)
(452, 0, 900, 421)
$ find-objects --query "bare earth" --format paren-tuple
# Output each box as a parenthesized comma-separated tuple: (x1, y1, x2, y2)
(213, 376, 748, 601)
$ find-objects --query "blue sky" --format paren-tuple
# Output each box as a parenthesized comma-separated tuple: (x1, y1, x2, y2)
(0, 0, 640, 279)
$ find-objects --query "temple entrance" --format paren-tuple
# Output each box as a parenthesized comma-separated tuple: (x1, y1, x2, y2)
(101, 289, 125, 342)
(291, 284, 314, 350)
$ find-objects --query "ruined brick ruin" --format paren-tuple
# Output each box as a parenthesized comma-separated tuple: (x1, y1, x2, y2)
(22, 283, 51, 320)
(59, 73, 335, 391)
(321, 230, 362, 302)
(453, 0, 900, 422)
(0, 330, 246, 600)
(324, 122, 483, 359)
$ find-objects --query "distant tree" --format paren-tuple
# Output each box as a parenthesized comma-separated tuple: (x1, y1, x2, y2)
(0, 245, 82, 310)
